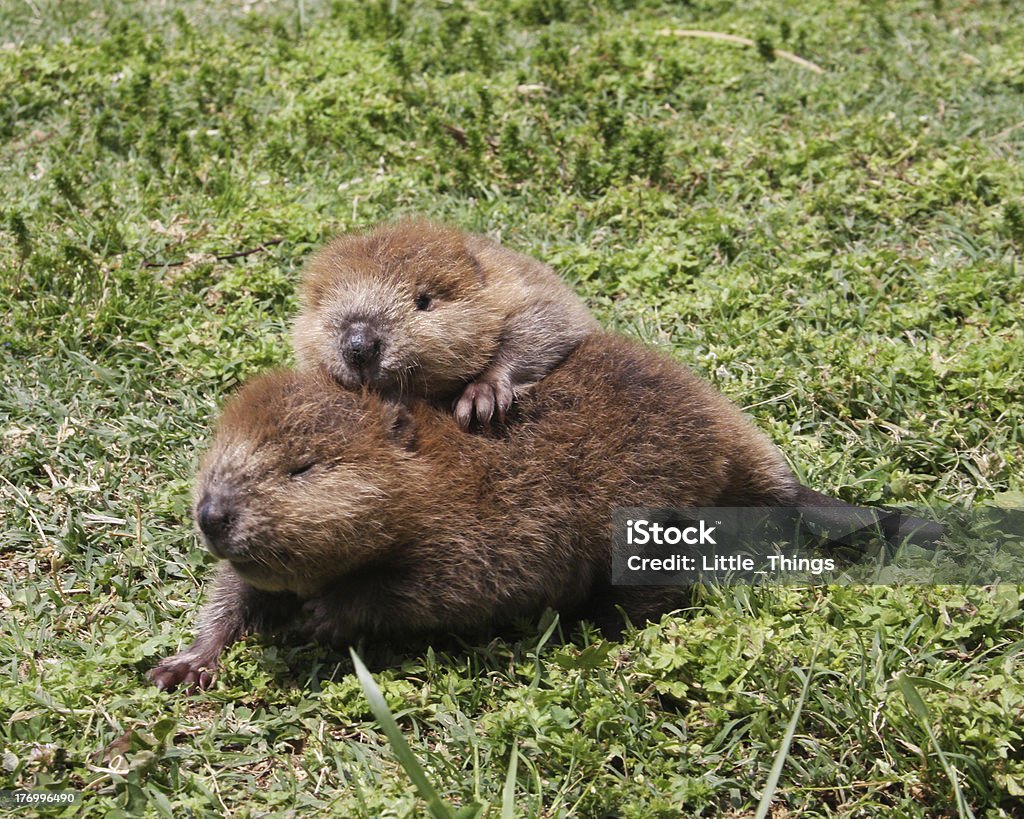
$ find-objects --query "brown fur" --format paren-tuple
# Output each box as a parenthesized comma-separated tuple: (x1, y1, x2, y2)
(150, 332, 800, 690)
(292, 218, 598, 428)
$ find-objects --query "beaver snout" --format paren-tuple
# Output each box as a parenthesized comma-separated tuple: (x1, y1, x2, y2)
(341, 322, 383, 370)
(196, 492, 236, 556)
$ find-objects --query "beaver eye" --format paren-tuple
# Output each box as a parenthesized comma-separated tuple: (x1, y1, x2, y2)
(288, 462, 316, 478)
(415, 293, 432, 311)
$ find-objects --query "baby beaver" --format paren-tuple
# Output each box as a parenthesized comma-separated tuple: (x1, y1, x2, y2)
(292, 218, 598, 429)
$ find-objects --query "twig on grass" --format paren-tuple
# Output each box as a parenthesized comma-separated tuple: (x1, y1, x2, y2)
(658, 28, 825, 74)
(441, 122, 500, 154)
(141, 237, 285, 269)
(987, 119, 1024, 141)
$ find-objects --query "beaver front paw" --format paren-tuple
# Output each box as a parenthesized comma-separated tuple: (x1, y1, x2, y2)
(454, 377, 514, 430)
(148, 650, 217, 693)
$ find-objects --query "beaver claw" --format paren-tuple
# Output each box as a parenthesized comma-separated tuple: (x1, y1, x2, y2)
(148, 653, 217, 693)
(454, 377, 514, 430)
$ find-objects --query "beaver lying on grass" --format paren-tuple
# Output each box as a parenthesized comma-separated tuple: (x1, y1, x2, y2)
(151, 333, 941, 691)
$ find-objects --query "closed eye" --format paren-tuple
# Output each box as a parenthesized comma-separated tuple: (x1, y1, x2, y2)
(288, 462, 317, 478)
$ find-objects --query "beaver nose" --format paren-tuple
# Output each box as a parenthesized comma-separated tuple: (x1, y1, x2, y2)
(197, 493, 234, 548)
(343, 322, 382, 368)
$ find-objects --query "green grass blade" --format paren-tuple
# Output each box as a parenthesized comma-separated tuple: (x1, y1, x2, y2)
(895, 673, 976, 819)
(753, 647, 818, 819)
(501, 745, 520, 819)
(530, 611, 561, 690)
(350, 648, 455, 819)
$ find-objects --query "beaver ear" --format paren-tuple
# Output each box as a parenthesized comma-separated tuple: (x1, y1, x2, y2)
(382, 404, 417, 451)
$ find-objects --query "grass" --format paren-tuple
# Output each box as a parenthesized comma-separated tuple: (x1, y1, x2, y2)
(1, 0, 1023, 815)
